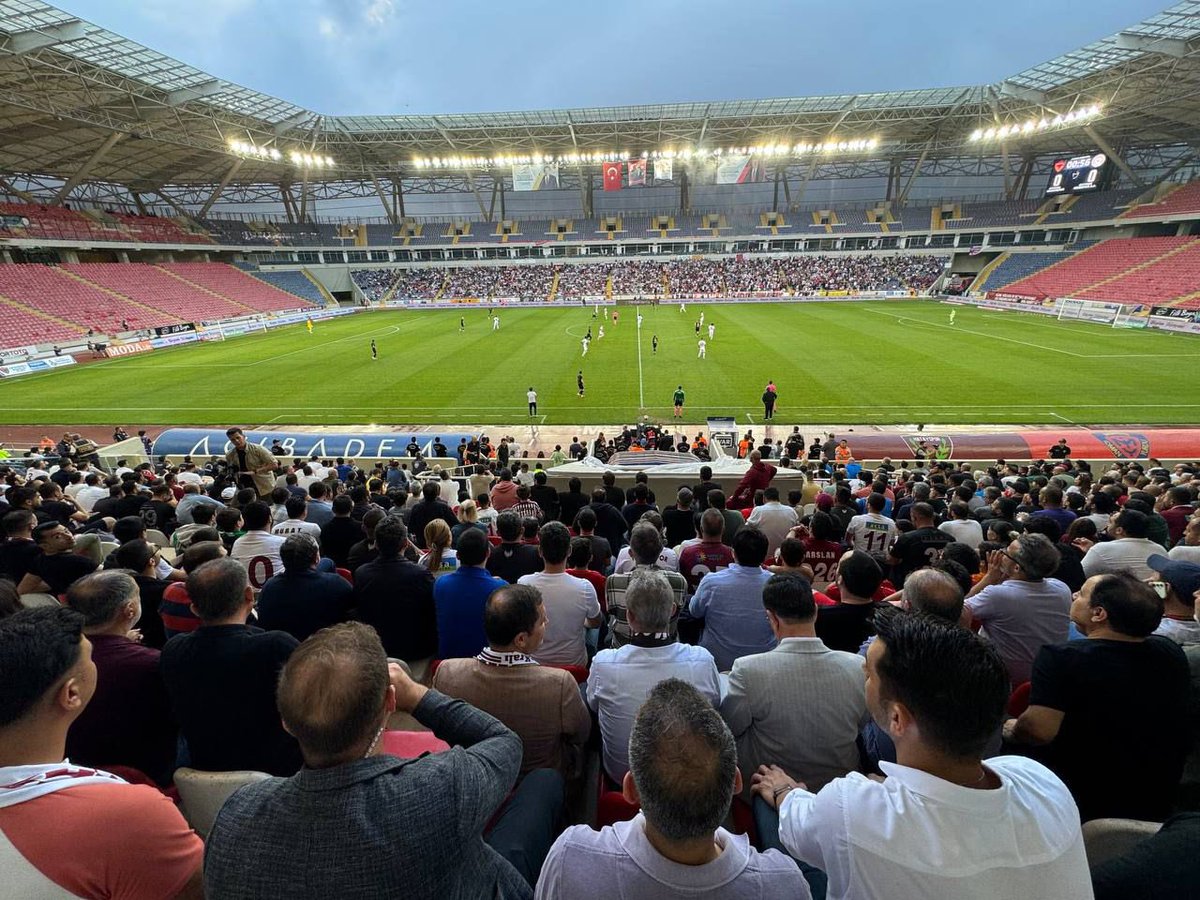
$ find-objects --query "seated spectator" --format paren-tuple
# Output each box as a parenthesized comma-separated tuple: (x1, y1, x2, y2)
(1031, 486, 1076, 534)
(159, 538, 224, 638)
(1090, 812, 1200, 900)
(258, 534, 352, 642)
(489, 468, 519, 512)
(1169, 514, 1200, 563)
(574, 507, 613, 573)
(272, 495, 321, 540)
(452, 499, 489, 546)
(171, 503, 217, 553)
(17, 521, 98, 596)
(304, 480, 334, 527)
(689, 527, 775, 671)
(319, 495, 362, 567)
(160, 557, 302, 776)
(0, 606, 204, 898)
(606, 522, 688, 648)
(964, 533, 1072, 685)
(538, 678, 808, 899)
(938, 501, 983, 550)
(747, 487, 800, 558)
(434, 583, 590, 779)
(613, 511, 678, 574)
(205, 622, 561, 897)
(518, 522, 600, 667)
(565, 536, 606, 604)
(487, 510, 542, 584)
(677, 508, 734, 595)
(0, 579, 19, 619)
(754, 609, 1091, 899)
(1079, 509, 1168, 580)
(885, 502, 955, 586)
(354, 518, 437, 673)
(620, 483, 658, 533)
(588, 569, 720, 784)
(510, 484, 544, 523)
(435, 528, 507, 660)
(1147, 555, 1200, 646)
(345, 506, 386, 573)
(112, 539, 169, 650)
(721, 574, 866, 795)
(419, 519, 459, 578)
(1021, 516, 1086, 592)
(1005, 572, 1189, 822)
(0, 509, 40, 585)
(231, 500, 287, 593)
(814, 550, 887, 653)
(63, 571, 177, 785)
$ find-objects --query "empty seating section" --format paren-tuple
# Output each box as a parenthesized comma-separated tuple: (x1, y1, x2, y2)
(0, 265, 173, 332)
(159, 263, 312, 313)
(1121, 181, 1200, 219)
(1002, 237, 1193, 299)
(65, 263, 251, 321)
(982, 245, 1096, 291)
(1078, 240, 1200, 304)
(1044, 188, 1140, 223)
(944, 199, 1041, 229)
(0, 295, 84, 345)
(246, 270, 327, 306)
(0, 204, 213, 244)
(106, 213, 213, 244)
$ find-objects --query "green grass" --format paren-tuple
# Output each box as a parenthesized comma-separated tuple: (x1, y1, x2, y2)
(2, 300, 1199, 426)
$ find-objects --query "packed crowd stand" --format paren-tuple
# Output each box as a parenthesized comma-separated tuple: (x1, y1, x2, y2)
(1, 426, 1197, 898)
(351, 253, 944, 304)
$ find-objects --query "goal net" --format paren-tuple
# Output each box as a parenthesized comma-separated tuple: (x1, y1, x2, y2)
(1055, 298, 1124, 325)
(1112, 309, 1149, 330)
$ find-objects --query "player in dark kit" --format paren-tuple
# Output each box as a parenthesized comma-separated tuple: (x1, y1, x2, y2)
(459, 316, 465, 332)
(577, 370, 585, 398)
(370, 340, 378, 360)
(652, 334, 659, 353)
(694, 320, 700, 336)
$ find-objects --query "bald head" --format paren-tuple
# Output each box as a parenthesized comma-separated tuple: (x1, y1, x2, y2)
(903, 568, 964, 623)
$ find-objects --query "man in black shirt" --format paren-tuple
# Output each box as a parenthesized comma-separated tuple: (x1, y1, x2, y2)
(18, 522, 98, 596)
(407, 481, 457, 551)
(663, 488, 696, 549)
(529, 471, 559, 523)
(692, 466, 721, 513)
(113, 481, 149, 520)
(354, 518, 436, 663)
(0, 509, 41, 585)
(319, 495, 363, 568)
(485, 511, 542, 584)
(258, 534, 352, 642)
(140, 481, 178, 537)
(1005, 572, 1189, 822)
(886, 502, 955, 587)
(558, 477, 589, 528)
(621, 484, 658, 533)
(36, 481, 85, 529)
(814, 550, 887, 653)
(600, 471, 625, 510)
(1048, 438, 1071, 460)
(161, 556, 301, 776)
(586, 488, 627, 553)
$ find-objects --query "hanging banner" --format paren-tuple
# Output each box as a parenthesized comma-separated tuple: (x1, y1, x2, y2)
(715, 154, 763, 184)
(511, 163, 560, 191)
(628, 158, 646, 187)
(654, 159, 673, 182)
(602, 161, 622, 191)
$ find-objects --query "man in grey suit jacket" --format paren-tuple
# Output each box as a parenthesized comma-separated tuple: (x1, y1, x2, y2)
(720, 574, 867, 796)
(204, 622, 562, 899)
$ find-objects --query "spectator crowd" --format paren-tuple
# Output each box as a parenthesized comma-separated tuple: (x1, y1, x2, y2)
(0, 432, 1197, 899)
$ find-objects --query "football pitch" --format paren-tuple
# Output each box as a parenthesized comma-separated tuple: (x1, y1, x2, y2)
(2, 299, 1199, 428)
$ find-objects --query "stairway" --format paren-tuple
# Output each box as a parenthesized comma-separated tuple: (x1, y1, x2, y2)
(547, 268, 560, 302)
(156, 266, 255, 314)
(56, 268, 178, 322)
(970, 253, 1010, 293)
(301, 268, 336, 306)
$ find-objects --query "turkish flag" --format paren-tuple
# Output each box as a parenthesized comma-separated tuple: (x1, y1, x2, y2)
(602, 161, 622, 191)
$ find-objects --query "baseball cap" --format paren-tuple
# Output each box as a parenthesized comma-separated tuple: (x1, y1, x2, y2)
(815, 493, 834, 509)
(1147, 554, 1200, 600)
(221, 486, 236, 500)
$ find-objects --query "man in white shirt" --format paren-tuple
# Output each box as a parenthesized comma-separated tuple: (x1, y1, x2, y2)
(1147, 554, 1200, 646)
(518, 521, 600, 667)
(75, 473, 110, 514)
(537, 678, 810, 900)
(746, 487, 799, 559)
(752, 609, 1091, 900)
(588, 568, 720, 783)
(272, 496, 322, 541)
(1079, 508, 1168, 580)
(938, 501, 984, 550)
(844, 492, 899, 557)
(1168, 516, 1200, 564)
(721, 574, 866, 796)
(230, 501, 287, 593)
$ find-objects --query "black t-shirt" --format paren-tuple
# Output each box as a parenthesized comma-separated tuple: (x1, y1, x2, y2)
(815, 601, 889, 654)
(319, 518, 363, 568)
(1029, 637, 1189, 822)
(889, 526, 955, 585)
(31, 551, 97, 594)
(92, 495, 121, 518)
(140, 500, 177, 536)
(0, 539, 41, 584)
(663, 507, 696, 548)
(39, 500, 77, 527)
(485, 542, 542, 584)
(115, 494, 149, 520)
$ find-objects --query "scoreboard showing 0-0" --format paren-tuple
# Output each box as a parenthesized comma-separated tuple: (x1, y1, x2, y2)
(1044, 153, 1109, 196)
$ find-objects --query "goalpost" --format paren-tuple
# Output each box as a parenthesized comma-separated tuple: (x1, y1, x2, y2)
(1054, 298, 1125, 325)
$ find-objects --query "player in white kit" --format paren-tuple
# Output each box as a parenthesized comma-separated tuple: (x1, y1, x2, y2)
(697, 338, 707, 358)
(492, 315, 500, 331)
(581, 337, 589, 356)
(707, 323, 715, 340)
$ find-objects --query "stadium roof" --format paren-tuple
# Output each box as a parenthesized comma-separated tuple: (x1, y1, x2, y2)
(0, 0, 1199, 199)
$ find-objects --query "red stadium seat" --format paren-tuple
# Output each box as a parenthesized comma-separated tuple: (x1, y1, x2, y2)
(336, 567, 353, 585)
(381, 730, 450, 758)
(1007, 681, 1032, 718)
(547, 663, 589, 684)
(596, 770, 640, 828)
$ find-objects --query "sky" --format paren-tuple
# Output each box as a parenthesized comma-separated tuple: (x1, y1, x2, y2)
(52, 0, 1172, 116)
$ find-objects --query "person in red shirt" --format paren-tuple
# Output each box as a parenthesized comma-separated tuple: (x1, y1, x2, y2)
(728, 450, 777, 510)
(1158, 486, 1196, 546)
(567, 537, 607, 611)
(678, 509, 735, 596)
(0, 606, 203, 898)
(793, 511, 843, 592)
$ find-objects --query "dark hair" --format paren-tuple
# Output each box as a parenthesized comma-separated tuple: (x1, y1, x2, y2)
(484, 584, 542, 646)
(280, 534, 319, 572)
(270, 487, 289, 506)
(180, 541, 225, 573)
(242, 501, 271, 531)
(1085, 572, 1163, 637)
(187, 557, 250, 621)
(1112, 508, 1149, 539)
(838, 549, 883, 598)
(762, 574, 815, 622)
(537, 521, 571, 564)
(114, 538, 155, 573)
(2, 509, 36, 536)
(867, 492, 886, 513)
(285, 496, 307, 520)
(809, 510, 838, 542)
(567, 536, 592, 569)
(191, 504, 217, 526)
(0, 606, 86, 727)
(942, 541, 979, 575)
(332, 495, 354, 516)
(0, 579, 20, 621)
(112, 516, 146, 543)
(873, 608, 1008, 758)
(65, 571, 138, 628)
(215, 507, 243, 532)
(777, 537, 806, 568)
(374, 518, 408, 558)
(628, 679, 736, 842)
(456, 527, 489, 566)
(575, 507, 597, 531)
(731, 526, 768, 567)
(277, 622, 389, 765)
(310, 481, 328, 500)
(496, 510, 521, 542)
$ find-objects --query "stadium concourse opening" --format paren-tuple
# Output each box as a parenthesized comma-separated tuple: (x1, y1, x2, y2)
(2, 0, 1200, 897)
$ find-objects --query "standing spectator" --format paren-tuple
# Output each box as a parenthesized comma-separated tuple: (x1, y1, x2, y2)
(354, 518, 437, 674)
(558, 477, 588, 529)
(662, 488, 696, 549)
(224, 427, 277, 497)
(490, 469, 520, 512)
(518, 523, 601, 667)
(688, 527, 775, 671)
(434, 583, 591, 779)
(408, 481, 458, 550)
(205, 623, 560, 898)
(728, 450, 776, 510)
(1004, 572, 1189, 822)
(964, 534, 1072, 685)
(529, 471, 559, 523)
(721, 574, 866, 794)
(584, 489, 626, 554)
(160, 557, 302, 776)
(605, 523, 688, 648)
(0, 606, 204, 898)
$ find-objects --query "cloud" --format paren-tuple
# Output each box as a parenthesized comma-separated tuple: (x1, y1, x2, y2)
(364, 0, 395, 26)
(316, 16, 339, 39)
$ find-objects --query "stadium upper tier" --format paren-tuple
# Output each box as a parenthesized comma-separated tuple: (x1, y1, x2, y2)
(2, 185, 1198, 249)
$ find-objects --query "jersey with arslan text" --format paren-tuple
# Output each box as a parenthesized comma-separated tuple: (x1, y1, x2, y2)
(802, 538, 843, 591)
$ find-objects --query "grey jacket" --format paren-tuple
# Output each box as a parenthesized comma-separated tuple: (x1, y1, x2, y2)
(204, 690, 529, 899)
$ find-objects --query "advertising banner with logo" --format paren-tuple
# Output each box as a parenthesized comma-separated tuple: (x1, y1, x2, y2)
(0, 356, 75, 378)
(153, 323, 196, 337)
(152, 429, 480, 460)
(0, 345, 38, 362)
(103, 341, 153, 358)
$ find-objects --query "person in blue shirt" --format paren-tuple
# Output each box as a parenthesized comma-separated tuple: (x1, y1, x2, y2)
(435, 528, 508, 659)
